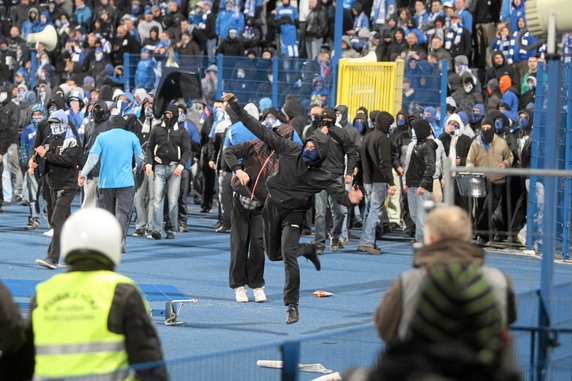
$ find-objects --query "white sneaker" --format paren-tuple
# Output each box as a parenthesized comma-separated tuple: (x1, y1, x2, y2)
(43, 229, 54, 237)
(235, 286, 248, 302)
(253, 287, 267, 303)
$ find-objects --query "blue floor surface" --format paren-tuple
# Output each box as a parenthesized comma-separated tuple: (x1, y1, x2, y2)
(1, 197, 571, 366)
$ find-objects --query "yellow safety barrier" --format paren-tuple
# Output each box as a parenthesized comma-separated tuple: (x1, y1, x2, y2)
(336, 58, 404, 119)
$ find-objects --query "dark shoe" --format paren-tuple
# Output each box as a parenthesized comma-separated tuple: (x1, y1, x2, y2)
(390, 222, 401, 231)
(20, 199, 30, 206)
(330, 242, 339, 252)
(132, 228, 146, 237)
(286, 304, 299, 324)
(201, 207, 211, 213)
(475, 236, 488, 247)
(357, 244, 381, 255)
(2, 201, 11, 207)
(26, 217, 40, 230)
(13, 194, 23, 203)
(303, 243, 321, 271)
(148, 230, 161, 240)
(352, 220, 363, 228)
(210, 222, 222, 229)
(36, 258, 57, 270)
(121, 244, 126, 253)
(178, 225, 189, 233)
(404, 229, 415, 237)
(166, 231, 175, 239)
(316, 244, 325, 256)
(215, 225, 230, 233)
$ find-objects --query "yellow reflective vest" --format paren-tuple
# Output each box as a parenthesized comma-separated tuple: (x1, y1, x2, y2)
(33, 271, 145, 381)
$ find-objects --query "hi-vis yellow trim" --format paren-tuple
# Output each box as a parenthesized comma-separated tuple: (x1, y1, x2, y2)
(336, 59, 404, 118)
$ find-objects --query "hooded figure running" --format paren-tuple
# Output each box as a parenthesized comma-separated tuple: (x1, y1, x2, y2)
(223, 93, 363, 324)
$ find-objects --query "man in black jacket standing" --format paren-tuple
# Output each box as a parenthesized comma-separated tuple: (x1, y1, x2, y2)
(358, 112, 397, 255)
(224, 93, 363, 324)
(311, 107, 358, 254)
(34, 111, 82, 269)
(145, 105, 192, 240)
(404, 119, 437, 243)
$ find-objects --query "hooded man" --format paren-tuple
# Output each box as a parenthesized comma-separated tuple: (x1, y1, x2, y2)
(311, 107, 358, 253)
(358, 112, 397, 255)
(452, 74, 484, 115)
(470, 103, 485, 132)
(34, 110, 82, 269)
(404, 119, 437, 243)
(499, 75, 519, 122)
(80, 100, 111, 208)
(422, 106, 441, 137)
(79, 116, 144, 251)
(389, 109, 416, 236)
(467, 110, 514, 245)
(224, 93, 362, 324)
(145, 104, 192, 240)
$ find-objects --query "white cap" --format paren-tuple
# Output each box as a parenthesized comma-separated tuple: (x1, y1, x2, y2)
(61, 208, 123, 266)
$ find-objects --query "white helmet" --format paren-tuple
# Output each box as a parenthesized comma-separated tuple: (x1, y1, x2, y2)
(61, 208, 123, 266)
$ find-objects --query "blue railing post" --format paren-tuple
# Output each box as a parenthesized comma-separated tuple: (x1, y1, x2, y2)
(439, 59, 448, 129)
(216, 54, 224, 100)
(562, 63, 572, 261)
(527, 61, 545, 251)
(31, 51, 37, 89)
(328, 0, 344, 107)
(536, 57, 562, 381)
(272, 56, 279, 107)
(124, 53, 131, 92)
(281, 341, 300, 381)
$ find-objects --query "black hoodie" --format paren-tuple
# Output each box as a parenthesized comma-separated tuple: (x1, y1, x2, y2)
(81, 101, 111, 177)
(390, 109, 412, 168)
(360, 112, 395, 185)
(406, 119, 437, 191)
(145, 104, 192, 167)
(487, 109, 519, 161)
(229, 98, 351, 211)
(0, 88, 19, 154)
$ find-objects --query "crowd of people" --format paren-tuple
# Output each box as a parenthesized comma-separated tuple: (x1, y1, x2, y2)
(0, 0, 556, 298)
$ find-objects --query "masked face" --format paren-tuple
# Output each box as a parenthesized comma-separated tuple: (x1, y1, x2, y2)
(236, 70, 245, 79)
(95, 51, 103, 61)
(263, 117, 277, 128)
(527, 80, 535, 90)
(335, 113, 342, 124)
(214, 108, 225, 121)
(423, 113, 436, 124)
(463, 83, 473, 93)
(116, 100, 128, 114)
(494, 118, 503, 131)
(50, 122, 67, 135)
(482, 126, 494, 144)
(228, 29, 237, 39)
(397, 118, 406, 127)
(472, 111, 483, 123)
(48, 105, 58, 115)
(192, 103, 204, 114)
(519, 116, 528, 128)
(145, 106, 153, 119)
(178, 111, 186, 123)
(302, 145, 319, 163)
(354, 121, 364, 133)
(92, 105, 104, 120)
(32, 116, 44, 125)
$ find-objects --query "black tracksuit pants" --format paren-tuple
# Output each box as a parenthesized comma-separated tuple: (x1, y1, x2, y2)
(46, 188, 75, 263)
(262, 197, 315, 306)
(229, 194, 265, 289)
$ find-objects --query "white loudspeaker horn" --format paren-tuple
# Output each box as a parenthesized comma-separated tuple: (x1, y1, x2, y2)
(27, 25, 58, 52)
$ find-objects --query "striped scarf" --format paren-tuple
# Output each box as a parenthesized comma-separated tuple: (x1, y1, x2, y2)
(371, 0, 386, 25)
(444, 24, 463, 51)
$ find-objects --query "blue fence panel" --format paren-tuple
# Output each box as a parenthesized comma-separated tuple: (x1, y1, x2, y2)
(125, 54, 324, 110)
(402, 59, 443, 121)
(527, 62, 572, 257)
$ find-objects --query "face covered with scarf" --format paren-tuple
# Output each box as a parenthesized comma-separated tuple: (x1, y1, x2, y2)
(481, 124, 495, 144)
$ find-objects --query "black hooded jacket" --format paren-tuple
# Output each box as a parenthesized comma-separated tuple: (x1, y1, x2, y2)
(0, 89, 19, 154)
(390, 109, 413, 169)
(406, 120, 437, 190)
(229, 98, 351, 211)
(145, 105, 192, 167)
(82, 101, 111, 177)
(488, 109, 519, 161)
(360, 112, 395, 185)
(485, 51, 520, 89)
(282, 96, 307, 137)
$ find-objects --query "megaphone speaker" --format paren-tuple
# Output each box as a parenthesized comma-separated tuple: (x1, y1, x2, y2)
(27, 25, 58, 52)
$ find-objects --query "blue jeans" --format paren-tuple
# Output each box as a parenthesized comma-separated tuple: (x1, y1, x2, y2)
(407, 187, 432, 242)
(134, 171, 154, 231)
(314, 176, 347, 246)
(151, 165, 181, 234)
(360, 183, 389, 247)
